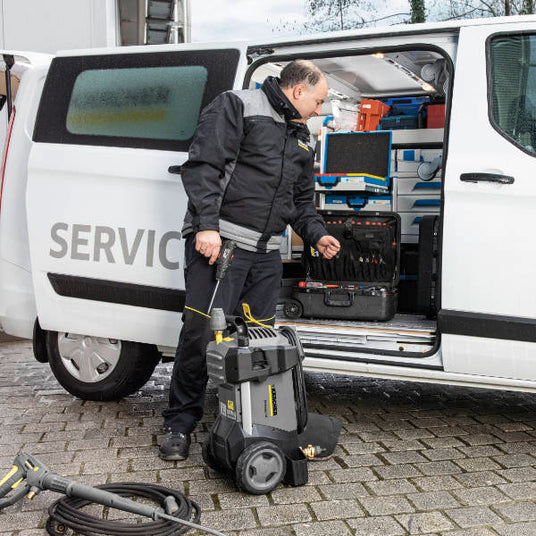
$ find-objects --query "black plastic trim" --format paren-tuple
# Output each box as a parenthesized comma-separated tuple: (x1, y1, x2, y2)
(47, 273, 185, 312)
(33, 49, 240, 152)
(247, 27, 459, 56)
(302, 345, 442, 370)
(439, 309, 536, 343)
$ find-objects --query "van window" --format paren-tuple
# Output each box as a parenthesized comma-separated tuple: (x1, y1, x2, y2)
(66, 66, 207, 141)
(489, 33, 536, 155)
(33, 49, 240, 152)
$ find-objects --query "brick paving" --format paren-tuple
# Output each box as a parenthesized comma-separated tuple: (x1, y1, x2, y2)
(1, 333, 536, 535)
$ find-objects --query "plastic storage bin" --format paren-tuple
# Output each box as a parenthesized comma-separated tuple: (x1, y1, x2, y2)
(357, 99, 390, 131)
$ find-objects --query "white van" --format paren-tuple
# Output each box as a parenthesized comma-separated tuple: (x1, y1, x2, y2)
(2, 15, 536, 401)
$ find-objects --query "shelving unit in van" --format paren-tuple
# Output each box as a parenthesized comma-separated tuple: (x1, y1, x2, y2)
(389, 128, 444, 313)
(391, 128, 444, 244)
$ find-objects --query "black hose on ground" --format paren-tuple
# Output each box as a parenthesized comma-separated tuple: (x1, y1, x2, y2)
(45, 481, 221, 536)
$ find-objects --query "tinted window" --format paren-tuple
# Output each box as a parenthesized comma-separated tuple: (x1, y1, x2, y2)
(34, 49, 240, 152)
(66, 66, 207, 141)
(490, 34, 536, 155)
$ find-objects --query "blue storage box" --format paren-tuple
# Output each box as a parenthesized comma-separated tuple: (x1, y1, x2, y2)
(383, 97, 429, 117)
(378, 115, 419, 130)
(319, 193, 392, 212)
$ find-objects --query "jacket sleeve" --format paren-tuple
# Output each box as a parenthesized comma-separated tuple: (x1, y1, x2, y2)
(180, 91, 244, 232)
(291, 156, 327, 247)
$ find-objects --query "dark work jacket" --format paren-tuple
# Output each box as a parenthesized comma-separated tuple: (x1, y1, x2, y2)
(180, 76, 326, 252)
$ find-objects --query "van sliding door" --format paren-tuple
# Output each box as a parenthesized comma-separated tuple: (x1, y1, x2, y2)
(27, 43, 247, 347)
(441, 22, 536, 381)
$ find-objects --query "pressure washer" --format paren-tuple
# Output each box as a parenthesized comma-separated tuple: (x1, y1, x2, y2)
(202, 244, 342, 494)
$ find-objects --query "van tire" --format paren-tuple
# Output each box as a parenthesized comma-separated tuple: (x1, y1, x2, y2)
(46, 331, 160, 401)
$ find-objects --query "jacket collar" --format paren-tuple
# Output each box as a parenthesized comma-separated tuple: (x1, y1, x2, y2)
(261, 76, 302, 122)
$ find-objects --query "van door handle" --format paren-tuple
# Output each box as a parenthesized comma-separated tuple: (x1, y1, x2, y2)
(168, 165, 182, 175)
(460, 172, 514, 184)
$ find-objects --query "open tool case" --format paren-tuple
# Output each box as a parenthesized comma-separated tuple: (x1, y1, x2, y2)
(290, 211, 400, 321)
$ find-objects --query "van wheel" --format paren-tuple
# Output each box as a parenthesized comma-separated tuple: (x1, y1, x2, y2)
(46, 331, 160, 401)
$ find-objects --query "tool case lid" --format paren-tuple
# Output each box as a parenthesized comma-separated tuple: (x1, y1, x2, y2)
(304, 210, 401, 286)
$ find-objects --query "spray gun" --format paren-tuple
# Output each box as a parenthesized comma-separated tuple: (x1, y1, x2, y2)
(206, 239, 236, 344)
(0, 453, 225, 536)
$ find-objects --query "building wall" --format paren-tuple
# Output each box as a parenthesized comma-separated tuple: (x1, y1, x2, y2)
(0, 0, 118, 53)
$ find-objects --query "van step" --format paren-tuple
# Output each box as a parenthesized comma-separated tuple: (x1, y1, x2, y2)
(276, 313, 436, 354)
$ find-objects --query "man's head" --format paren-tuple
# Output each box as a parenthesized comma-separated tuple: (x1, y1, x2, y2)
(279, 60, 329, 122)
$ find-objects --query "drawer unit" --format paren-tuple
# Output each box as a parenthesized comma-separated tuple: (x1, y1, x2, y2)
(394, 177, 441, 196)
(318, 193, 392, 212)
(395, 195, 441, 213)
(395, 148, 443, 174)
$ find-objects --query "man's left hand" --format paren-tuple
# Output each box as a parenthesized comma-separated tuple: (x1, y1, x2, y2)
(316, 235, 341, 259)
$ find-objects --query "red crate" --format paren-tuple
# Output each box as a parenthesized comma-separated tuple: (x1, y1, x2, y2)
(427, 104, 445, 129)
(357, 99, 390, 131)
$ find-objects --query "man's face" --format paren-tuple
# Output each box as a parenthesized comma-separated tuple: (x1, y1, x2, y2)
(292, 77, 329, 121)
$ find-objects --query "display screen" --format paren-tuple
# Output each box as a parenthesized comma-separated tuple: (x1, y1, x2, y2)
(324, 131, 391, 177)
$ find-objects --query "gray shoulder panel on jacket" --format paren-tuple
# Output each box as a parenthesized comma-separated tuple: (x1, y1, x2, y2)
(232, 89, 285, 124)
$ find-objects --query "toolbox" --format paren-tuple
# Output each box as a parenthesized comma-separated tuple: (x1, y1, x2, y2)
(286, 212, 400, 321)
(317, 131, 392, 192)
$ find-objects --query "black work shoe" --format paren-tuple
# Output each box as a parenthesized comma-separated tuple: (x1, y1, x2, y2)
(159, 431, 191, 461)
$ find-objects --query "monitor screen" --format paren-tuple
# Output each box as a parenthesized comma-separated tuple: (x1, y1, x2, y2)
(324, 131, 391, 177)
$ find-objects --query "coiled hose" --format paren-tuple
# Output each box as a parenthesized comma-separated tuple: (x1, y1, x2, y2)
(45, 482, 223, 536)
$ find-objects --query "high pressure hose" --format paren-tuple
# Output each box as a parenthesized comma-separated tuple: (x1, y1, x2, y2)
(45, 482, 224, 536)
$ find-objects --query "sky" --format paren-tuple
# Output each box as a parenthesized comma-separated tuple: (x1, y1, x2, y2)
(189, 0, 414, 43)
(190, 0, 309, 42)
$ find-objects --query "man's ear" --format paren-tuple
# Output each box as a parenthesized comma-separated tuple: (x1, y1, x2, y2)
(293, 83, 306, 100)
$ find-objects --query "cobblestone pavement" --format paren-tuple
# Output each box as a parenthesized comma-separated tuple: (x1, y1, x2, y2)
(1, 334, 536, 535)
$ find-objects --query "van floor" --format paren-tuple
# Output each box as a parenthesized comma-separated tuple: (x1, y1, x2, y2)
(275, 312, 437, 355)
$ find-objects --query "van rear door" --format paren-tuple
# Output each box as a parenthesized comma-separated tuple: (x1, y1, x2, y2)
(26, 43, 247, 348)
(441, 19, 536, 381)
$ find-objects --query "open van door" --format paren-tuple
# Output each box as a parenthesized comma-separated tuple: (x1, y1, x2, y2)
(26, 42, 247, 399)
(441, 19, 536, 382)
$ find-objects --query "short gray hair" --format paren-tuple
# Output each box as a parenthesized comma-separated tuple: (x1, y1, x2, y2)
(280, 60, 324, 89)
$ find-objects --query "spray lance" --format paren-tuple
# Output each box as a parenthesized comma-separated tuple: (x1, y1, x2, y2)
(207, 239, 236, 344)
(0, 453, 225, 536)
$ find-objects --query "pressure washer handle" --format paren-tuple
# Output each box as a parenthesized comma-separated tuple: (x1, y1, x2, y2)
(216, 239, 236, 281)
(0, 453, 47, 510)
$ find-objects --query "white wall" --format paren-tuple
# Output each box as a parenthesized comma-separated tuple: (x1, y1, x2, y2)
(0, 0, 118, 53)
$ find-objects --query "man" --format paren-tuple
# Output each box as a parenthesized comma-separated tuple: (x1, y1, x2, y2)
(160, 59, 340, 460)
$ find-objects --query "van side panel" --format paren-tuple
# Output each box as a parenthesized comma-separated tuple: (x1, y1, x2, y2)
(27, 144, 187, 347)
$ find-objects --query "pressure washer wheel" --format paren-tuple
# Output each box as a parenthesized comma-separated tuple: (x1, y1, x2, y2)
(235, 441, 287, 494)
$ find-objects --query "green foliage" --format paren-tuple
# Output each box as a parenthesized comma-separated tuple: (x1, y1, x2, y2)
(410, 0, 426, 22)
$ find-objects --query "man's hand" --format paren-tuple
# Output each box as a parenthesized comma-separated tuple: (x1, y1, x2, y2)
(316, 235, 341, 259)
(196, 230, 222, 265)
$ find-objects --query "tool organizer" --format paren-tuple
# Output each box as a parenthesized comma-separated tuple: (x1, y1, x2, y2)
(289, 212, 400, 321)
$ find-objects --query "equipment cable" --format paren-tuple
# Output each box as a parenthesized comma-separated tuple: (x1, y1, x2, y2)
(45, 482, 225, 536)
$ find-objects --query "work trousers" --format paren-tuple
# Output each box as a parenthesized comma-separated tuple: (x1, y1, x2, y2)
(162, 234, 283, 434)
